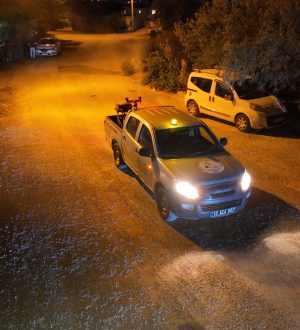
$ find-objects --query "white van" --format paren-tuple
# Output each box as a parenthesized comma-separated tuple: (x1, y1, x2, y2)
(184, 69, 287, 132)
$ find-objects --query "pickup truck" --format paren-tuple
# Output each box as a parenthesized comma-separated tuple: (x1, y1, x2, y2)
(104, 98, 251, 221)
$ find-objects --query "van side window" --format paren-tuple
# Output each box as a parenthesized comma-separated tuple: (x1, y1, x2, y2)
(191, 77, 212, 93)
(215, 82, 233, 99)
(126, 116, 140, 139)
(138, 125, 153, 150)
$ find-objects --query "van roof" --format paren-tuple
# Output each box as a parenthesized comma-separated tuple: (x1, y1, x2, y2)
(192, 68, 224, 79)
(134, 106, 203, 130)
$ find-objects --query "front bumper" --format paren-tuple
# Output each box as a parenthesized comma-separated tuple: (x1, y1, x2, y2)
(169, 188, 251, 220)
(251, 112, 287, 129)
(36, 49, 57, 57)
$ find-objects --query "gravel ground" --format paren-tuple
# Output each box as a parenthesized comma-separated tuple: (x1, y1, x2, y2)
(0, 30, 299, 329)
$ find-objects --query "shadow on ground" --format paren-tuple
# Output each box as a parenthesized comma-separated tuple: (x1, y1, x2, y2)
(58, 64, 121, 75)
(119, 165, 299, 251)
(170, 187, 299, 251)
(199, 113, 300, 139)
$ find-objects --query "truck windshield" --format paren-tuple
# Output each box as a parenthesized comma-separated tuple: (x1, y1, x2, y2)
(155, 126, 223, 159)
(233, 79, 270, 100)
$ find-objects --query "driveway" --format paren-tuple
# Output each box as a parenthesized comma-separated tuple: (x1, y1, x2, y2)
(0, 30, 299, 329)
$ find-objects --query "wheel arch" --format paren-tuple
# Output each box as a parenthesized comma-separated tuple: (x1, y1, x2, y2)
(234, 112, 249, 121)
(186, 98, 197, 106)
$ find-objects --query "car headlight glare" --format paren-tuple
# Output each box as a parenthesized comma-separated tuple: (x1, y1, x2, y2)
(241, 170, 251, 191)
(175, 181, 199, 199)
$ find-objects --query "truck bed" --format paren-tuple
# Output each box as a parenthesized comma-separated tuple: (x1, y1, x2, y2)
(104, 115, 125, 147)
(106, 115, 126, 128)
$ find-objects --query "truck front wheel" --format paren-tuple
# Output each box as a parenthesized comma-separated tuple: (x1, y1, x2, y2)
(156, 187, 178, 222)
(113, 144, 125, 168)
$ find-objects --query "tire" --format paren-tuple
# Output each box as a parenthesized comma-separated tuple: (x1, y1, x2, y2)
(113, 144, 125, 168)
(156, 187, 178, 222)
(187, 100, 200, 117)
(235, 114, 251, 132)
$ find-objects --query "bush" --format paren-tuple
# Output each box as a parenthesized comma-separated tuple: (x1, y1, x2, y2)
(143, 33, 185, 92)
(121, 61, 135, 76)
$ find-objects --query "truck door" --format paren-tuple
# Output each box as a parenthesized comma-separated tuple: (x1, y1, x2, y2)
(136, 124, 155, 189)
(210, 80, 236, 120)
(122, 115, 140, 173)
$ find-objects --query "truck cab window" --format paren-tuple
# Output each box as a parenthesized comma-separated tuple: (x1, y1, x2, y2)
(126, 116, 140, 138)
(138, 125, 153, 150)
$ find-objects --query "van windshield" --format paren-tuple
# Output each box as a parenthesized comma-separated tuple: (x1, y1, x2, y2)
(233, 79, 270, 100)
(155, 126, 223, 159)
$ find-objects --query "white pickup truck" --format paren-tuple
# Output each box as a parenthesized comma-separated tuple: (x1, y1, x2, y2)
(104, 98, 251, 221)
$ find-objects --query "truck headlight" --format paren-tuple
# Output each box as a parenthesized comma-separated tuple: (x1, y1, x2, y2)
(241, 170, 251, 191)
(175, 181, 199, 199)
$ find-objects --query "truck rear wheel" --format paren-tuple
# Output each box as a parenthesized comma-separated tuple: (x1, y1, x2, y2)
(113, 144, 125, 168)
(156, 187, 178, 222)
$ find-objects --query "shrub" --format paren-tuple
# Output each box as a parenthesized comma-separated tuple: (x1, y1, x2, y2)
(121, 61, 135, 76)
(143, 33, 185, 92)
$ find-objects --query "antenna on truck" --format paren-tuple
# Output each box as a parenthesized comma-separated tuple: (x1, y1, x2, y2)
(115, 97, 142, 127)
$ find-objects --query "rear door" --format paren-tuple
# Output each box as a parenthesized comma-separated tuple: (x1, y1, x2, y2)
(122, 115, 141, 173)
(188, 76, 213, 114)
(210, 80, 236, 121)
(136, 124, 155, 189)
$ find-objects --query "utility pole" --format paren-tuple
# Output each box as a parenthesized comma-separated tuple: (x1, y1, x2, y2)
(131, 0, 134, 31)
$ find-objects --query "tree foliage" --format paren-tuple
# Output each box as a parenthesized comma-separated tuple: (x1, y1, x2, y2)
(143, 33, 184, 92)
(152, 0, 207, 30)
(15, 0, 69, 30)
(0, 0, 69, 60)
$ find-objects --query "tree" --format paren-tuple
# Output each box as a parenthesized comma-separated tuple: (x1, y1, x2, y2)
(0, 0, 69, 60)
(143, 32, 185, 92)
(15, 0, 69, 30)
(152, 0, 207, 30)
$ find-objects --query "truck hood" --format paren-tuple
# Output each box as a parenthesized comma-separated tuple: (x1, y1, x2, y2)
(160, 152, 245, 184)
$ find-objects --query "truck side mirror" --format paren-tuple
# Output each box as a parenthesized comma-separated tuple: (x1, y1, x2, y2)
(139, 147, 152, 157)
(219, 137, 228, 146)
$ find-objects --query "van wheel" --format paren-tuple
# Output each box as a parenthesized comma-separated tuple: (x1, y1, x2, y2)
(235, 114, 251, 132)
(113, 144, 125, 168)
(187, 100, 200, 117)
(156, 187, 178, 222)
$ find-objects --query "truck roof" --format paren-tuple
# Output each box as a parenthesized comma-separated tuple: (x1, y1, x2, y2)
(134, 106, 202, 130)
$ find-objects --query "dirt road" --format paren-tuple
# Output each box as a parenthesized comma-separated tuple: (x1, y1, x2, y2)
(0, 30, 299, 329)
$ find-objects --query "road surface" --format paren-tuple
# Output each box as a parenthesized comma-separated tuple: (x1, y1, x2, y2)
(0, 30, 299, 329)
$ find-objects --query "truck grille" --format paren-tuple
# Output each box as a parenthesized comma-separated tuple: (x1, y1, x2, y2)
(201, 198, 243, 212)
(204, 182, 238, 199)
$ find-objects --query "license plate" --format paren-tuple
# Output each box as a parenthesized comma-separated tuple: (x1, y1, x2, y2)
(209, 207, 236, 218)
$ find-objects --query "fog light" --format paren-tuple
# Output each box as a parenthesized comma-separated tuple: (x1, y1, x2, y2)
(181, 203, 194, 211)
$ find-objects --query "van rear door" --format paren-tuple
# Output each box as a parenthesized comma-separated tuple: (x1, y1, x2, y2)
(187, 76, 213, 114)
